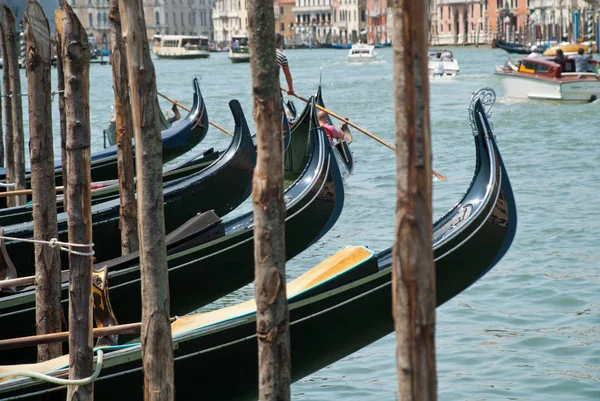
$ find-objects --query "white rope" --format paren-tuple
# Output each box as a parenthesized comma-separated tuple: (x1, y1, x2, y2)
(0, 182, 16, 188)
(0, 350, 104, 386)
(0, 235, 94, 256)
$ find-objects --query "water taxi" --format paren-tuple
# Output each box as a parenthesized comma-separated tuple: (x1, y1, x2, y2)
(152, 35, 210, 59)
(348, 43, 376, 62)
(428, 49, 460, 76)
(229, 35, 250, 63)
(494, 56, 600, 103)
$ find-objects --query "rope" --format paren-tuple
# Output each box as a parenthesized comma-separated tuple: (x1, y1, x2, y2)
(0, 235, 94, 256)
(0, 350, 104, 385)
(1, 90, 64, 102)
(0, 182, 16, 188)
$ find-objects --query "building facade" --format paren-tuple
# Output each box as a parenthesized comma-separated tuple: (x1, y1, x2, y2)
(292, 0, 335, 45)
(430, 0, 489, 45)
(336, 0, 367, 44)
(365, 0, 389, 44)
(275, 0, 297, 43)
(163, 0, 214, 38)
(212, 0, 248, 46)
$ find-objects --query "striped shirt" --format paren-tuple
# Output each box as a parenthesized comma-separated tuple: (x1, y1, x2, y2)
(276, 48, 288, 68)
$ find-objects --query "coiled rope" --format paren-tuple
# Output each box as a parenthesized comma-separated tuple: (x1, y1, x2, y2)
(0, 350, 104, 385)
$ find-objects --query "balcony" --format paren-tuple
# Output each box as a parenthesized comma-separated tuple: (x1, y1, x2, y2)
(292, 5, 332, 13)
(529, 0, 554, 9)
(337, 20, 347, 28)
(369, 10, 380, 18)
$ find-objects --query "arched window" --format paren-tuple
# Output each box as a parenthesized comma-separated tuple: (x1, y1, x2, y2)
(97, 13, 101, 26)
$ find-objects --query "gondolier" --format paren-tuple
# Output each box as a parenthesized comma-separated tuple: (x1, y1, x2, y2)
(276, 33, 295, 96)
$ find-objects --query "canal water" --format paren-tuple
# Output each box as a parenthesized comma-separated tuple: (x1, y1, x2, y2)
(20, 46, 599, 400)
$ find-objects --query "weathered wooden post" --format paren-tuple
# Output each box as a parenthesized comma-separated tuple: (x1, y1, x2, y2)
(54, 10, 68, 206)
(0, 22, 14, 201)
(392, 0, 437, 400)
(3, 6, 26, 206)
(24, 0, 63, 363)
(109, 0, 138, 255)
(0, 24, 3, 168)
(62, 3, 94, 400)
(248, 0, 291, 399)
(119, 1, 174, 399)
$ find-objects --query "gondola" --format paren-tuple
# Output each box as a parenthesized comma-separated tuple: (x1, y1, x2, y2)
(0, 97, 344, 363)
(284, 87, 355, 174)
(0, 99, 256, 278)
(495, 39, 530, 55)
(0, 78, 208, 189)
(0, 88, 517, 400)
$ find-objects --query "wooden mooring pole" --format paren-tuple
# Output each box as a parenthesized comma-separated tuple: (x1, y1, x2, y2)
(3, 6, 26, 206)
(119, 0, 174, 399)
(62, 2, 94, 400)
(248, 0, 291, 399)
(24, 0, 63, 363)
(109, 0, 138, 255)
(392, 0, 437, 400)
(0, 22, 10, 174)
(54, 9, 68, 207)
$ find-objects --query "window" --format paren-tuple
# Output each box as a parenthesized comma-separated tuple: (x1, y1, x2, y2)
(89, 12, 93, 26)
(173, 12, 177, 25)
(280, 6, 284, 15)
(156, 11, 160, 25)
(181, 12, 184, 26)
(281, 22, 285, 31)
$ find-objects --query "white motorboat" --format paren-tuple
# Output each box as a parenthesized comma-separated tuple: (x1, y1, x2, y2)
(229, 35, 250, 63)
(348, 43, 377, 62)
(428, 49, 460, 76)
(152, 35, 210, 59)
(494, 56, 600, 103)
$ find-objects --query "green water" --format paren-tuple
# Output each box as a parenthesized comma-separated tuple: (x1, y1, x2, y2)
(19, 46, 600, 400)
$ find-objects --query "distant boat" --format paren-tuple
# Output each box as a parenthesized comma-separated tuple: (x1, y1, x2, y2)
(152, 34, 210, 59)
(495, 39, 530, 55)
(428, 49, 460, 76)
(348, 43, 377, 62)
(543, 42, 597, 56)
(229, 34, 250, 63)
(495, 55, 600, 103)
(332, 43, 351, 49)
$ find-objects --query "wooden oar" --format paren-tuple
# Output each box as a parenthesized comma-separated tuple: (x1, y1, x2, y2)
(283, 88, 448, 181)
(0, 318, 176, 351)
(0, 179, 119, 198)
(157, 91, 233, 137)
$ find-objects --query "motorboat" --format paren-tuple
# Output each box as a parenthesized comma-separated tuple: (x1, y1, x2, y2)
(348, 43, 376, 62)
(428, 49, 460, 76)
(152, 35, 210, 59)
(495, 55, 600, 103)
(228, 34, 250, 63)
(543, 42, 597, 56)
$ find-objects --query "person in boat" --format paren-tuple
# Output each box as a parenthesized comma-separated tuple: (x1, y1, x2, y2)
(276, 33, 295, 96)
(573, 47, 590, 72)
(552, 48, 566, 69)
(167, 104, 181, 124)
(440, 49, 452, 60)
(317, 111, 344, 142)
(528, 45, 543, 58)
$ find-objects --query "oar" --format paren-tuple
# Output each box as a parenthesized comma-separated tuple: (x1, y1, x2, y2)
(0, 179, 119, 198)
(157, 91, 233, 137)
(283, 88, 447, 181)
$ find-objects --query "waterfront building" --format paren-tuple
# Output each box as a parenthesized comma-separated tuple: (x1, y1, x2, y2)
(291, 0, 334, 45)
(163, 0, 214, 39)
(213, 0, 249, 47)
(431, 0, 489, 46)
(335, 0, 367, 44)
(65, 0, 166, 45)
(365, 0, 390, 45)
(275, 0, 297, 44)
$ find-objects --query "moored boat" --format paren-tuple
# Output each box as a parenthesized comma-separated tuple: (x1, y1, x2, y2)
(0, 100, 256, 279)
(0, 98, 344, 363)
(0, 88, 517, 400)
(543, 42, 597, 56)
(152, 35, 210, 59)
(428, 49, 460, 76)
(495, 55, 600, 103)
(348, 43, 377, 62)
(0, 78, 209, 196)
(228, 34, 250, 63)
(495, 39, 531, 55)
